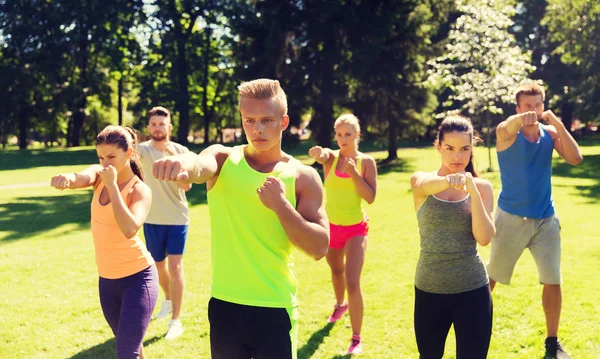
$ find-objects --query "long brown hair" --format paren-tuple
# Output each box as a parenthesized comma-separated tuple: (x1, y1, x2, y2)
(96, 125, 144, 181)
(435, 115, 481, 177)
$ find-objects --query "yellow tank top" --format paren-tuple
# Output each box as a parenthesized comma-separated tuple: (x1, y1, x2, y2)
(324, 153, 365, 225)
(207, 146, 299, 307)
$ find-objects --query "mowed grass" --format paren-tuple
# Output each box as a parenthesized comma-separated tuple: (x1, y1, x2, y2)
(1, 143, 599, 359)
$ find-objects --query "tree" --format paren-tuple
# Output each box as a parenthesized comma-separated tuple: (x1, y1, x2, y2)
(428, 0, 536, 170)
(543, 0, 600, 125)
(511, 0, 581, 134)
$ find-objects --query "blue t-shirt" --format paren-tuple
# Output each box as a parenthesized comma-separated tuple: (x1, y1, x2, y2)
(497, 124, 555, 219)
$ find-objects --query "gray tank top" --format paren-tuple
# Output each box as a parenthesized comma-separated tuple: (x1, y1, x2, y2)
(415, 194, 488, 294)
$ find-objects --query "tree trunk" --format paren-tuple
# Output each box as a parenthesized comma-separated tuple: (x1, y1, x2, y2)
(314, 28, 335, 148)
(486, 111, 493, 172)
(385, 94, 398, 160)
(560, 99, 574, 134)
(70, 21, 89, 147)
(170, 0, 190, 145)
(118, 75, 123, 126)
(202, 27, 212, 144)
(18, 107, 29, 150)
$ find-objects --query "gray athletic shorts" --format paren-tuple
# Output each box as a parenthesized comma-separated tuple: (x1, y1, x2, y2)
(487, 207, 562, 285)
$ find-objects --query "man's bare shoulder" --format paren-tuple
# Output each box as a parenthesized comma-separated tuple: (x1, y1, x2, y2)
(280, 154, 321, 188)
(201, 144, 234, 157)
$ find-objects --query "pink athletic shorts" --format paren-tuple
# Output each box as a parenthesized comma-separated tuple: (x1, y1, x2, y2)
(329, 220, 369, 249)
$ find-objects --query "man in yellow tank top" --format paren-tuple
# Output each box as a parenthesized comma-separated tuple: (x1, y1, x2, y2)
(152, 79, 330, 359)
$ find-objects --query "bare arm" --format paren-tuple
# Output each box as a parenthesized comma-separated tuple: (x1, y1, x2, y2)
(165, 144, 194, 191)
(410, 172, 450, 198)
(50, 165, 102, 190)
(496, 112, 539, 150)
(468, 178, 495, 246)
(348, 156, 377, 204)
(258, 166, 329, 261)
(106, 181, 152, 239)
(308, 146, 334, 165)
(542, 111, 583, 165)
(153, 144, 232, 185)
(496, 115, 524, 143)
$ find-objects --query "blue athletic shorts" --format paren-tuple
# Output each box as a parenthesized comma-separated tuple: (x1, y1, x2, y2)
(143, 224, 188, 262)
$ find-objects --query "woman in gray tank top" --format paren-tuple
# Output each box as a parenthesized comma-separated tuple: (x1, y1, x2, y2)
(409, 116, 496, 359)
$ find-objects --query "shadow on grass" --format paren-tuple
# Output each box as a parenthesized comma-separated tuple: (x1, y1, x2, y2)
(0, 148, 97, 171)
(67, 335, 163, 359)
(553, 154, 600, 201)
(0, 192, 92, 243)
(377, 157, 412, 177)
(297, 322, 335, 359)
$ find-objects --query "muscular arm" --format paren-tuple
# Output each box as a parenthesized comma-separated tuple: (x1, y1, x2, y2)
(272, 166, 330, 261)
(545, 123, 583, 165)
(349, 156, 377, 204)
(153, 144, 232, 185)
(496, 115, 524, 143)
(107, 182, 152, 239)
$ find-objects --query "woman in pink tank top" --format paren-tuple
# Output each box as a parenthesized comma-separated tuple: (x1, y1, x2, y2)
(51, 125, 158, 359)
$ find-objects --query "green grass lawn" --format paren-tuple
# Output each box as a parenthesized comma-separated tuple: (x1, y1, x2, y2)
(1, 143, 599, 358)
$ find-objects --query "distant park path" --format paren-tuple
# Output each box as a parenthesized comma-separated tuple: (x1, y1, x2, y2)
(0, 182, 47, 191)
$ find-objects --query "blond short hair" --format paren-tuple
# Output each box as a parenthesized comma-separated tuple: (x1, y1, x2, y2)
(515, 83, 545, 105)
(334, 113, 361, 133)
(238, 79, 288, 116)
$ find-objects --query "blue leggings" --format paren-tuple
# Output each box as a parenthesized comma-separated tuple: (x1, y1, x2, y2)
(99, 266, 158, 359)
(414, 285, 493, 359)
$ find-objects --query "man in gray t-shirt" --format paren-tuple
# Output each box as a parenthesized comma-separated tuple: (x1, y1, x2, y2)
(138, 106, 191, 340)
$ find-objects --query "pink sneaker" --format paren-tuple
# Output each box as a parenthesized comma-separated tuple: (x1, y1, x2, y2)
(327, 303, 348, 323)
(347, 334, 363, 355)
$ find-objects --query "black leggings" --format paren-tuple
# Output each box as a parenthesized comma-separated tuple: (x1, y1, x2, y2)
(414, 285, 493, 359)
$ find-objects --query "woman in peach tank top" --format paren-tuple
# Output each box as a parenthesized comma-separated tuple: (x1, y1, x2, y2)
(51, 125, 158, 359)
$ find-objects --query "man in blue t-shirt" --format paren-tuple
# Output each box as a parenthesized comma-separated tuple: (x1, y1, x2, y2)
(487, 83, 582, 359)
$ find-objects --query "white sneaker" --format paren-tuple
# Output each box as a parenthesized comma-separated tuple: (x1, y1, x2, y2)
(165, 319, 184, 340)
(153, 299, 173, 320)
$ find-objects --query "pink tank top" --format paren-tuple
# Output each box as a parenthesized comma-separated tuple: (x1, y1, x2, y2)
(91, 176, 154, 279)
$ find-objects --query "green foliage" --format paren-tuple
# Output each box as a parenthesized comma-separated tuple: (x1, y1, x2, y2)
(428, 0, 536, 122)
(543, 0, 600, 122)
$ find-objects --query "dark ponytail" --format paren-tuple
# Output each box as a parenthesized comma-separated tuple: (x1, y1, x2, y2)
(435, 115, 482, 177)
(96, 125, 145, 182)
(124, 127, 144, 182)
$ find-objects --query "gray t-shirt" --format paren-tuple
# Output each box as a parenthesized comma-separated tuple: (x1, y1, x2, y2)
(415, 194, 488, 294)
(138, 141, 190, 225)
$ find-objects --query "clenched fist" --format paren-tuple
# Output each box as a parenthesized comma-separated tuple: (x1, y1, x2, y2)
(153, 156, 189, 182)
(99, 165, 118, 187)
(308, 146, 328, 163)
(50, 174, 73, 190)
(541, 110, 561, 127)
(341, 157, 359, 176)
(257, 176, 287, 212)
(446, 173, 467, 192)
(464, 172, 479, 196)
(516, 111, 538, 126)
